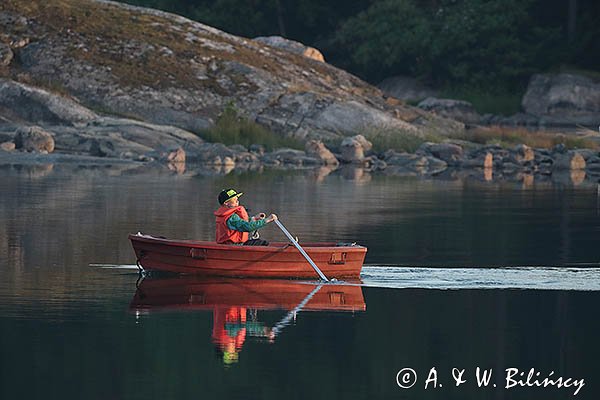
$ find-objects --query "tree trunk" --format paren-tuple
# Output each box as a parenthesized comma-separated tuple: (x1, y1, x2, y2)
(568, 0, 578, 42)
(275, 0, 287, 37)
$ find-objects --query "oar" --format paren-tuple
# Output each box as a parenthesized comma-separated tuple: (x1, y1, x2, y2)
(275, 219, 329, 282)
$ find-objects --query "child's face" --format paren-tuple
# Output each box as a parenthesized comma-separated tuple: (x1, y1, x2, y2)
(225, 196, 239, 207)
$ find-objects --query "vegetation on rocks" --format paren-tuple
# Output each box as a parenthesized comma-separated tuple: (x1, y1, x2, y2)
(362, 128, 441, 154)
(355, 125, 599, 156)
(450, 126, 600, 151)
(199, 104, 302, 151)
(2, 0, 261, 90)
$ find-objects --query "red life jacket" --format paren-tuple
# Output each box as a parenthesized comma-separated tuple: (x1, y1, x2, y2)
(214, 205, 249, 244)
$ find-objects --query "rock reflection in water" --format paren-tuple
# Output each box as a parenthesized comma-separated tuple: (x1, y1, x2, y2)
(8, 163, 55, 179)
(552, 169, 586, 186)
(517, 172, 534, 188)
(484, 166, 493, 181)
(339, 166, 371, 183)
(166, 161, 185, 174)
(129, 276, 366, 365)
(307, 166, 336, 182)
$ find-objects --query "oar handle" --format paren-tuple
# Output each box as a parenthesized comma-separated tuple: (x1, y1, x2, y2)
(275, 219, 329, 281)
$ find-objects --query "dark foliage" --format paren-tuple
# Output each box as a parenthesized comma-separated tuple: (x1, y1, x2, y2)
(121, 0, 599, 89)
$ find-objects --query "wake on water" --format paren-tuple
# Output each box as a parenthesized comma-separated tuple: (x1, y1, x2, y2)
(89, 264, 600, 291)
(360, 265, 600, 291)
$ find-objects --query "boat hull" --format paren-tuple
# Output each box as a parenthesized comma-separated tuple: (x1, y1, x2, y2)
(129, 233, 367, 279)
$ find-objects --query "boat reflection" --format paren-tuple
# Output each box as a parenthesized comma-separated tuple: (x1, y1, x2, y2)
(129, 276, 366, 364)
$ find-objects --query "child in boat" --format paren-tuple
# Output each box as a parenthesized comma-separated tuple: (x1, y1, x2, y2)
(214, 188, 277, 245)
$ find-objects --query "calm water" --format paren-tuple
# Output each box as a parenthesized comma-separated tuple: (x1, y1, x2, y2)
(1, 162, 600, 399)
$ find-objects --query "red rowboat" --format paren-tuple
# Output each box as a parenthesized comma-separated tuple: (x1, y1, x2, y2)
(129, 233, 367, 279)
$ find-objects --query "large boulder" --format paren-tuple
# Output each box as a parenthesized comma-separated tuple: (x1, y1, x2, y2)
(261, 148, 319, 166)
(0, 0, 464, 145)
(382, 150, 448, 175)
(513, 144, 535, 164)
(339, 135, 373, 163)
(461, 152, 493, 169)
(383, 151, 423, 165)
(256, 94, 423, 142)
(14, 126, 55, 152)
(190, 143, 236, 164)
(0, 79, 97, 125)
(305, 140, 338, 166)
(253, 36, 325, 62)
(522, 73, 600, 126)
(148, 146, 186, 164)
(226, 145, 260, 165)
(88, 138, 117, 158)
(417, 142, 464, 165)
(49, 117, 205, 159)
(417, 98, 481, 125)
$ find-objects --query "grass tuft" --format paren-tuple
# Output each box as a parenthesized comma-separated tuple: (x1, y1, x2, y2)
(198, 104, 303, 151)
(361, 127, 443, 153)
(449, 126, 600, 150)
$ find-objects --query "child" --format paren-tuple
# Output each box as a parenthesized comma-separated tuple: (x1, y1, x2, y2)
(214, 188, 277, 245)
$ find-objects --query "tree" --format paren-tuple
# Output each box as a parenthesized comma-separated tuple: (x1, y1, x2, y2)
(567, 0, 577, 42)
(331, 0, 432, 82)
(330, 0, 561, 87)
(430, 0, 561, 86)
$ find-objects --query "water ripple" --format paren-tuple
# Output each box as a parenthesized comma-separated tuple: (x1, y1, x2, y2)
(360, 265, 600, 291)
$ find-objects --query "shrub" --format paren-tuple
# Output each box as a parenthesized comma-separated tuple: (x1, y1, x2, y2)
(363, 128, 443, 153)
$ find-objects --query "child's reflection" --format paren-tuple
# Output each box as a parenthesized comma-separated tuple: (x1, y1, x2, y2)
(212, 307, 274, 364)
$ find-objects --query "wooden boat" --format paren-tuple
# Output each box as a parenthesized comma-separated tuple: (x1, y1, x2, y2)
(129, 233, 367, 279)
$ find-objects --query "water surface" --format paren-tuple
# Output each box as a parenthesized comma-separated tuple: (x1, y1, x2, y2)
(1, 163, 599, 399)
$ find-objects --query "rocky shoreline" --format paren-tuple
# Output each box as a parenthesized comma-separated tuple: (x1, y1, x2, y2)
(2, 123, 599, 187)
(379, 73, 600, 130)
(1, 0, 599, 187)
(0, 77, 598, 185)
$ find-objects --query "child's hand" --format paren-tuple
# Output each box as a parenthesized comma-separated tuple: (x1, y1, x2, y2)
(252, 213, 266, 221)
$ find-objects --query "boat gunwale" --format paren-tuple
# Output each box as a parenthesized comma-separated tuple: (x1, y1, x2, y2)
(128, 233, 367, 253)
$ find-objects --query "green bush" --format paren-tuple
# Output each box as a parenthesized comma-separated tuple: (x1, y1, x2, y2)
(363, 128, 442, 154)
(199, 105, 303, 151)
